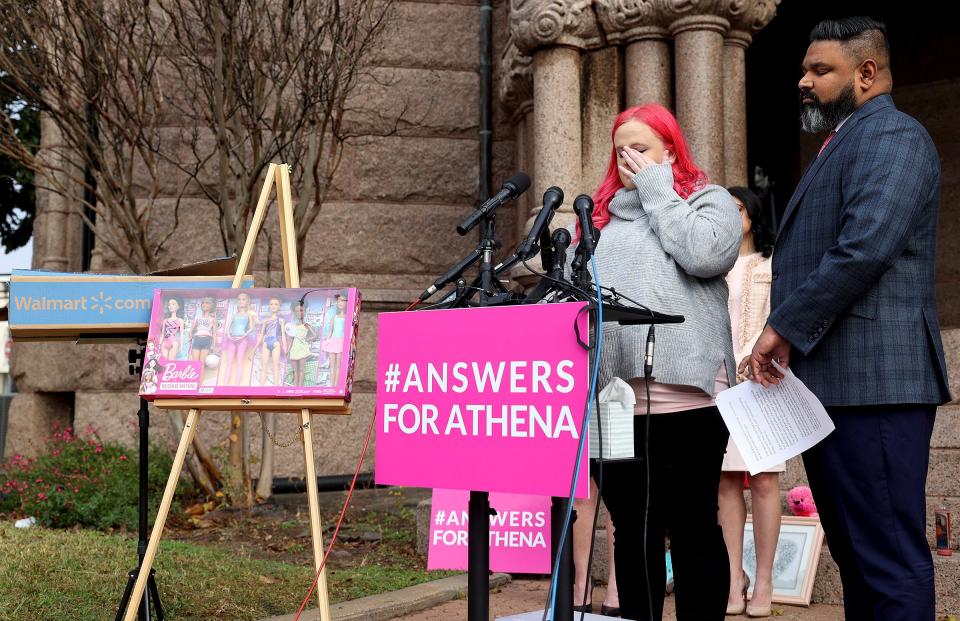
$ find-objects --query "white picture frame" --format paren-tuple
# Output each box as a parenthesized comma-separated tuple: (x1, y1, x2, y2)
(743, 515, 824, 606)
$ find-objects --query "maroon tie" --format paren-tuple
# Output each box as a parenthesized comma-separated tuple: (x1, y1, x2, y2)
(818, 130, 836, 157)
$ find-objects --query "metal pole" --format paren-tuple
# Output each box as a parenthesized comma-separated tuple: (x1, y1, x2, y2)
(551, 497, 574, 621)
(136, 397, 151, 620)
(467, 4, 494, 621)
(468, 490, 491, 621)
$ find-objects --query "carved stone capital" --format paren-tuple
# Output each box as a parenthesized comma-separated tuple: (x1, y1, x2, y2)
(498, 38, 534, 117)
(724, 0, 779, 34)
(659, 0, 729, 25)
(724, 29, 752, 48)
(594, 1, 670, 44)
(509, 0, 604, 54)
(669, 13, 730, 37)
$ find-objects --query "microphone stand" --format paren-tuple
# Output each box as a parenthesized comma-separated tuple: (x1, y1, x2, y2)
(467, 209, 498, 621)
(115, 343, 165, 621)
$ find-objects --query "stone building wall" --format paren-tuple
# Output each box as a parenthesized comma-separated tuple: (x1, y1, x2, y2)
(8, 0, 519, 480)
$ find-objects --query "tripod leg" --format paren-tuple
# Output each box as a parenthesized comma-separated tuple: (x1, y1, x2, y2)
(300, 409, 332, 621)
(148, 570, 165, 621)
(115, 571, 137, 621)
(122, 408, 200, 621)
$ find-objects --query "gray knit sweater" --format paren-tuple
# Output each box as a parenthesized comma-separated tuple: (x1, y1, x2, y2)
(567, 163, 741, 394)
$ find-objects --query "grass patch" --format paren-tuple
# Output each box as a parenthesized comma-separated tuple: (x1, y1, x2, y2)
(0, 523, 458, 620)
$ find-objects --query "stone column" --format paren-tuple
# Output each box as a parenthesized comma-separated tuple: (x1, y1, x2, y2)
(532, 46, 583, 229)
(581, 46, 622, 195)
(511, 0, 603, 228)
(38, 114, 71, 271)
(671, 14, 729, 185)
(594, 3, 672, 107)
(722, 1, 781, 186)
(513, 105, 535, 244)
(723, 31, 750, 186)
(499, 38, 535, 244)
(625, 31, 672, 107)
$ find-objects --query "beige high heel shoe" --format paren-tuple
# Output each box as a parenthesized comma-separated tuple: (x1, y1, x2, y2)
(746, 599, 772, 618)
(746, 584, 772, 618)
(725, 573, 749, 615)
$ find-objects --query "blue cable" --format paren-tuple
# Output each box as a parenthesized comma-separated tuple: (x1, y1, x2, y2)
(545, 254, 603, 621)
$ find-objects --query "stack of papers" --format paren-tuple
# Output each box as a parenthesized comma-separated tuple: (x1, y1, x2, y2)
(716, 362, 835, 475)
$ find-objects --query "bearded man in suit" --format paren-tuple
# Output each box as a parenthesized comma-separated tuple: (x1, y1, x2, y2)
(742, 16, 952, 621)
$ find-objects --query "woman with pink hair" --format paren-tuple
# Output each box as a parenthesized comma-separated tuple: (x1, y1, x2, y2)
(572, 103, 741, 620)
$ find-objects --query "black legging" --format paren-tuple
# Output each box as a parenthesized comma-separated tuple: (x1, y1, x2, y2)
(592, 406, 730, 621)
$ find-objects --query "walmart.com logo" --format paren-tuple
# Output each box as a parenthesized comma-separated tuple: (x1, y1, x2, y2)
(13, 291, 149, 313)
(90, 292, 114, 314)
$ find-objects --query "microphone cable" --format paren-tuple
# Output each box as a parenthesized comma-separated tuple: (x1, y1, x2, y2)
(578, 385, 604, 621)
(541, 254, 603, 621)
(292, 398, 377, 621)
(519, 257, 600, 305)
(642, 324, 654, 621)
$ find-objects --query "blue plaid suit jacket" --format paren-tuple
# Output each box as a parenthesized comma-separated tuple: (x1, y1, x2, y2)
(768, 94, 951, 407)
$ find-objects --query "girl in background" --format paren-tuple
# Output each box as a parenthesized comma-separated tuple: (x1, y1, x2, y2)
(718, 187, 781, 618)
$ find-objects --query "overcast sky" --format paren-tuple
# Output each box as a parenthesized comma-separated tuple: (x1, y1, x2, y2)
(0, 240, 33, 274)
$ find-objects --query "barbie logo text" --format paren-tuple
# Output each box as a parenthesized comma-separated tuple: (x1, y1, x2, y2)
(161, 363, 200, 382)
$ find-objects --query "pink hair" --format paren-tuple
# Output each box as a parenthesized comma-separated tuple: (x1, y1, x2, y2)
(578, 104, 708, 238)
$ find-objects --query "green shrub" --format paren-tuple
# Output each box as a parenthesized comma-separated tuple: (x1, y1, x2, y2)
(0, 424, 175, 530)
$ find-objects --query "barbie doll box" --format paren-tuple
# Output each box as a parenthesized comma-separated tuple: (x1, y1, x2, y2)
(139, 287, 360, 401)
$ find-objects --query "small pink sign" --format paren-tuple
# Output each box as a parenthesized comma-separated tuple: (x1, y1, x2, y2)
(428, 489, 551, 573)
(375, 303, 589, 498)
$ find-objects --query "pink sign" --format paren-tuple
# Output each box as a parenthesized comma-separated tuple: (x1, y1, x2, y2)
(375, 303, 589, 498)
(428, 489, 551, 573)
(139, 287, 360, 400)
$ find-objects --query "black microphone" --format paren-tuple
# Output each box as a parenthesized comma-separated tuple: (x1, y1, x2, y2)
(418, 249, 482, 301)
(539, 223, 554, 271)
(644, 325, 656, 377)
(549, 228, 572, 277)
(457, 172, 531, 236)
(572, 194, 596, 254)
(516, 186, 563, 261)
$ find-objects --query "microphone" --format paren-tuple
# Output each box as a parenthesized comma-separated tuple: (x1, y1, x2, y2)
(457, 172, 531, 236)
(572, 194, 596, 254)
(539, 224, 554, 271)
(418, 249, 483, 301)
(516, 187, 563, 261)
(493, 186, 563, 276)
(549, 228, 572, 277)
(644, 325, 656, 377)
(522, 227, 573, 304)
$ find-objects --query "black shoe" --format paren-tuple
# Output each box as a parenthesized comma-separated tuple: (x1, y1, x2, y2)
(573, 603, 592, 613)
(600, 604, 621, 617)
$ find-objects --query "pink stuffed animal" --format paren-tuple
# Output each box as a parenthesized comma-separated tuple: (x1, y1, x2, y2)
(787, 485, 819, 517)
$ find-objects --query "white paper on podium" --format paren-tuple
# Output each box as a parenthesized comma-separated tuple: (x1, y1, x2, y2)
(715, 362, 835, 475)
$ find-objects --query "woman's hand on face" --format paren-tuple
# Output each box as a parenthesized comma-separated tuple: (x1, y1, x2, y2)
(618, 146, 670, 179)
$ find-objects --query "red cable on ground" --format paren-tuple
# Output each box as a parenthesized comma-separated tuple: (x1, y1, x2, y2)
(292, 407, 378, 621)
(404, 299, 421, 311)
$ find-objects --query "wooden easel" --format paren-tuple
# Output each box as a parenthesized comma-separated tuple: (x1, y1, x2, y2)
(121, 163, 344, 621)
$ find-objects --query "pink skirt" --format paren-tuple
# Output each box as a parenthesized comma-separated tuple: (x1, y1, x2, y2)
(321, 336, 343, 353)
(721, 437, 786, 473)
